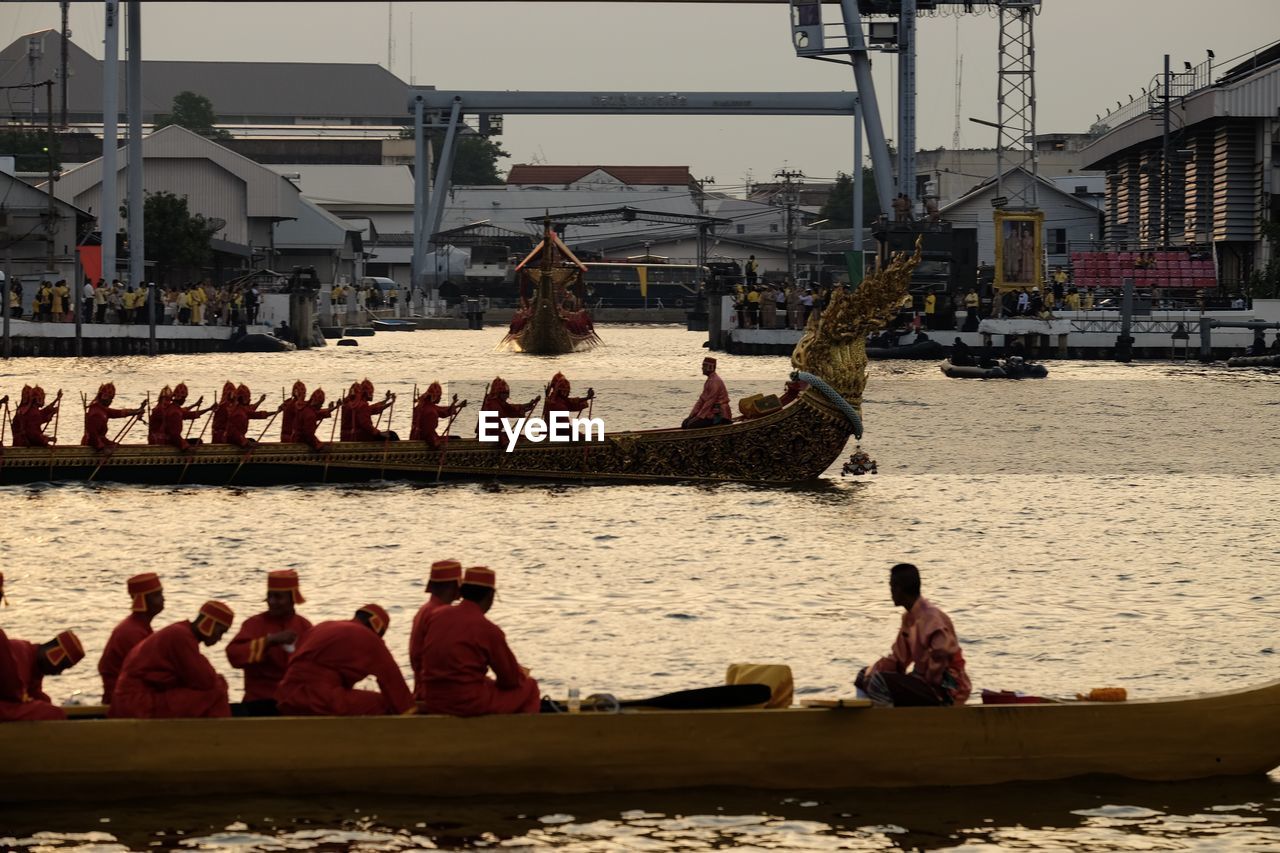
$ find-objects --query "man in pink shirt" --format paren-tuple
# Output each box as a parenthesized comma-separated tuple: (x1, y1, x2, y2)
(682, 357, 730, 429)
(856, 563, 971, 706)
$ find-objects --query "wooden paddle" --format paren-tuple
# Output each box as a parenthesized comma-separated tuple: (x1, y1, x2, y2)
(433, 397, 463, 483)
(46, 389, 62, 480)
(226, 407, 282, 485)
(88, 403, 145, 482)
(378, 392, 398, 480)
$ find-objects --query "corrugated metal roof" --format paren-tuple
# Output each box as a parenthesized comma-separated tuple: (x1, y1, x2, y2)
(267, 165, 416, 207)
(0, 30, 410, 121)
(506, 165, 694, 187)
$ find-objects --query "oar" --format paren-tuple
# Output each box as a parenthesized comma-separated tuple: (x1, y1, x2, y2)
(580, 393, 595, 470)
(227, 407, 281, 485)
(0, 397, 9, 447)
(88, 405, 144, 482)
(184, 396, 205, 439)
(378, 393, 397, 480)
(433, 399, 462, 483)
(46, 390, 62, 480)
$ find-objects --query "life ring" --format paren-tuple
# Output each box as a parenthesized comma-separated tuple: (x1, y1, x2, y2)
(675, 298, 685, 308)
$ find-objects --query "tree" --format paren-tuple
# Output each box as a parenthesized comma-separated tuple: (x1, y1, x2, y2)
(142, 191, 221, 282)
(818, 168, 884, 228)
(0, 128, 60, 172)
(1248, 217, 1280, 299)
(154, 91, 231, 141)
(398, 128, 511, 184)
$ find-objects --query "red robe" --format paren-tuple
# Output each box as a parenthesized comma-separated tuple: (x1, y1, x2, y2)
(279, 399, 305, 443)
(339, 399, 356, 441)
(542, 391, 590, 420)
(410, 400, 454, 446)
(346, 399, 389, 442)
(408, 597, 451, 700)
(98, 613, 153, 703)
(225, 611, 313, 703)
(224, 403, 272, 448)
(146, 400, 170, 445)
(0, 633, 66, 722)
(276, 620, 413, 716)
(12, 402, 58, 447)
(108, 621, 230, 719)
(162, 403, 201, 451)
(81, 400, 134, 450)
(211, 402, 231, 443)
(475, 395, 533, 435)
(293, 405, 330, 451)
(418, 600, 540, 716)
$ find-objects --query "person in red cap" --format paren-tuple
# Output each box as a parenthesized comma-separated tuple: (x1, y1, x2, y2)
(147, 387, 175, 445)
(682, 357, 730, 429)
(108, 601, 235, 719)
(279, 380, 308, 443)
(162, 383, 210, 450)
(475, 378, 539, 436)
(82, 382, 144, 451)
(541, 372, 593, 421)
(98, 572, 165, 703)
(418, 567, 540, 716)
(226, 570, 313, 713)
(276, 604, 413, 716)
(211, 381, 236, 444)
(0, 629, 84, 722)
(410, 383, 466, 448)
(11, 385, 62, 447)
(409, 559, 462, 700)
(224, 384, 274, 448)
(344, 379, 397, 442)
(339, 382, 361, 441)
(292, 389, 338, 451)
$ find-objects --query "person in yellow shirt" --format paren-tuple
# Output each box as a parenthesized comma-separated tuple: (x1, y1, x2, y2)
(1065, 289, 1081, 311)
(191, 284, 206, 326)
(51, 279, 68, 320)
(1082, 289, 1095, 311)
(745, 287, 760, 328)
(923, 292, 936, 329)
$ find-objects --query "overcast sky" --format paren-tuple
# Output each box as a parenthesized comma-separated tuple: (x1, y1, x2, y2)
(5, 1, 1274, 191)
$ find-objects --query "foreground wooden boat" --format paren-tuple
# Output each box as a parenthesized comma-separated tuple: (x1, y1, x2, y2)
(2, 680, 1278, 802)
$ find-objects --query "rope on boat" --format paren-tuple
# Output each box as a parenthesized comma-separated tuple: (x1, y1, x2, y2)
(791, 371, 863, 440)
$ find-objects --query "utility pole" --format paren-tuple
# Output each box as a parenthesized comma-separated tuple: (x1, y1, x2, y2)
(45, 81, 57, 273)
(1161, 53, 1172, 249)
(59, 2, 70, 127)
(775, 168, 804, 284)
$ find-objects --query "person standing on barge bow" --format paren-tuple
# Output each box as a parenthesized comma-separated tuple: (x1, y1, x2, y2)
(409, 559, 463, 701)
(98, 573, 165, 704)
(276, 604, 414, 716)
(226, 570, 312, 714)
(855, 563, 971, 707)
(109, 601, 235, 719)
(418, 567, 540, 717)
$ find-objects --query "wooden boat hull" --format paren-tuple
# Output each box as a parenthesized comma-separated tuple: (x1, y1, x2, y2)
(0, 389, 853, 486)
(2, 681, 1278, 802)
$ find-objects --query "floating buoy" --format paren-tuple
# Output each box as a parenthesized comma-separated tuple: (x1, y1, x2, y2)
(337, 338, 359, 347)
(842, 446, 878, 476)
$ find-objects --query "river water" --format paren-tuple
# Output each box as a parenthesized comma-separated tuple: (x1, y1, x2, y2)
(2, 326, 1278, 850)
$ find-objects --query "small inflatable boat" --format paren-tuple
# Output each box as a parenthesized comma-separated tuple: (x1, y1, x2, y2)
(941, 359, 1048, 380)
(867, 339, 946, 360)
(1226, 354, 1280, 368)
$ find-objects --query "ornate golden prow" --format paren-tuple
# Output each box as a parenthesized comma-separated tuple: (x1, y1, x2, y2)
(790, 238, 922, 409)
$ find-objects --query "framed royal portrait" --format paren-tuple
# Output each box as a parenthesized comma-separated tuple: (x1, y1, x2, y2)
(993, 210, 1045, 293)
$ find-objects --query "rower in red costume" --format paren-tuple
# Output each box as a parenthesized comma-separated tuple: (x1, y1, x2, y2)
(224, 383, 274, 448)
(682, 357, 730, 429)
(82, 382, 144, 451)
(11, 385, 61, 447)
(541, 372, 594, 420)
(276, 604, 414, 716)
(279, 380, 307, 442)
(147, 386, 174, 445)
(345, 378, 398, 442)
(108, 600, 234, 719)
(409, 559, 462, 701)
(410, 383, 467, 447)
(98, 572, 164, 704)
(211, 381, 236, 443)
(226, 570, 312, 712)
(475, 378, 539, 435)
(418, 566, 540, 716)
(162, 383, 210, 450)
(292, 389, 337, 451)
(339, 382, 361, 441)
(0, 628, 84, 722)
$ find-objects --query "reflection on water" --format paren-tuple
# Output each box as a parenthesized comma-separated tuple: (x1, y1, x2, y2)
(2, 328, 1279, 848)
(6, 775, 1280, 850)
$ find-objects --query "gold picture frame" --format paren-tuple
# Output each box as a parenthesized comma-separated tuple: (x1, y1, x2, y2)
(993, 209, 1045, 293)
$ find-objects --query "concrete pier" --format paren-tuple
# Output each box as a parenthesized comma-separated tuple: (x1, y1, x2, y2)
(0, 319, 273, 358)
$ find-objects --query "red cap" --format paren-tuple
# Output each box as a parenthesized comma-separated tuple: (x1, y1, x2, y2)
(463, 566, 497, 589)
(267, 569, 305, 604)
(47, 630, 85, 667)
(195, 600, 235, 638)
(429, 559, 463, 584)
(357, 603, 390, 636)
(127, 573, 163, 612)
